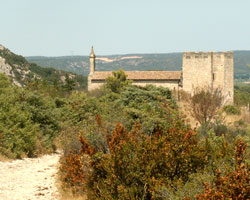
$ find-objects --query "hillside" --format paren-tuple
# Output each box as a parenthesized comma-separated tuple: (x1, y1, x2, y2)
(26, 51, 250, 80)
(0, 45, 87, 89)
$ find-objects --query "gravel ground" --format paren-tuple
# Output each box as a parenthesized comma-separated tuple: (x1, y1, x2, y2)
(0, 153, 61, 200)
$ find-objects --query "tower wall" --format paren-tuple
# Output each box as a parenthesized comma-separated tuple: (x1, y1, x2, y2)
(223, 52, 234, 104)
(182, 52, 213, 94)
(182, 51, 234, 105)
(212, 53, 225, 90)
(89, 57, 95, 74)
(88, 47, 96, 91)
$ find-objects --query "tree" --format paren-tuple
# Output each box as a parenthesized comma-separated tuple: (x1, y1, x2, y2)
(190, 86, 223, 125)
(105, 69, 132, 93)
(0, 73, 11, 88)
(64, 74, 76, 92)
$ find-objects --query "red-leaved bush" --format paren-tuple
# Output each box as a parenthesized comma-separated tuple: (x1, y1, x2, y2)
(78, 121, 206, 199)
(59, 136, 94, 195)
(194, 139, 250, 200)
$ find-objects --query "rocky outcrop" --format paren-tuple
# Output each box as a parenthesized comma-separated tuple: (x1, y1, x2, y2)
(0, 56, 23, 86)
(0, 44, 4, 50)
(0, 54, 23, 87)
(0, 57, 12, 76)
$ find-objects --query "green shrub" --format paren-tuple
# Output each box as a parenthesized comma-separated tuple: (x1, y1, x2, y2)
(0, 73, 60, 158)
(223, 105, 241, 115)
(105, 69, 132, 93)
(234, 85, 250, 106)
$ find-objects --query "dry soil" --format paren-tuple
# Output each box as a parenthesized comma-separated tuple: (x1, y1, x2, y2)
(0, 153, 61, 200)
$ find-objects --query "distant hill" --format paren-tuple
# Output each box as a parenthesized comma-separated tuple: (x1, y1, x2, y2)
(0, 45, 87, 89)
(26, 51, 250, 80)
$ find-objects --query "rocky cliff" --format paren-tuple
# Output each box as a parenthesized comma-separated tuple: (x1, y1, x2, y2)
(0, 44, 87, 89)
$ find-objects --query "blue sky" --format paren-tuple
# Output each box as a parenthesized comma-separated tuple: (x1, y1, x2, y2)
(0, 0, 249, 56)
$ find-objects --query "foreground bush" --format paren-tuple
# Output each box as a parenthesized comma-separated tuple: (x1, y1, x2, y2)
(194, 139, 250, 200)
(59, 151, 91, 195)
(0, 73, 60, 158)
(60, 119, 206, 199)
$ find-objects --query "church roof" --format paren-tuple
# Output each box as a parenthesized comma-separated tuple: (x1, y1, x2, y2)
(91, 71, 182, 81)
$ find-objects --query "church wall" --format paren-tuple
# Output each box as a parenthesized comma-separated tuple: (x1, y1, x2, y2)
(88, 79, 105, 91)
(88, 79, 180, 91)
(132, 80, 179, 90)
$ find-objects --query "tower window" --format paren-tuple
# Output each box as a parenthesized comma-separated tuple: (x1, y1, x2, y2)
(213, 73, 215, 81)
(186, 56, 190, 59)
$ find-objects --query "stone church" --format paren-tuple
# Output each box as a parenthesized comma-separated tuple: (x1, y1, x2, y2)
(88, 47, 234, 104)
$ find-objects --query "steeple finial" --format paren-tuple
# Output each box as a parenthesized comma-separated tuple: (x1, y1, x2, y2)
(90, 46, 95, 58)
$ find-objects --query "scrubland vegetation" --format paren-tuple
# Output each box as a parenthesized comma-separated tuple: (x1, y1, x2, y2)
(0, 70, 249, 199)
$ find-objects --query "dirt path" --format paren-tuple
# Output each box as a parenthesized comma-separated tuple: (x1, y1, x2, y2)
(0, 153, 61, 200)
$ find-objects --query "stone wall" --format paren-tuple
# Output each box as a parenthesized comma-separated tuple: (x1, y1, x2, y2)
(212, 52, 225, 90)
(182, 52, 213, 94)
(88, 79, 180, 92)
(223, 52, 234, 104)
(132, 80, 179, 90)
(182, 52, 234, 104)
(88, 79, 105, 91)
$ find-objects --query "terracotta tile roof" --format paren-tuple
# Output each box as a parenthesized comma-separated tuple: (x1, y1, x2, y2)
(91, 71, 182, 80)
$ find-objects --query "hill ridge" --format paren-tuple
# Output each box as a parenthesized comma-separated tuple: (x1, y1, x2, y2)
(26, 51, 250, 80)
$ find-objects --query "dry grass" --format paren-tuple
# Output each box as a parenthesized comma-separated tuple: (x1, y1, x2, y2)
(59, 190, 87, 200)
(241, 109, 250, 124)
(0, 154, 12, 162)
(178, 98, 250, 128)
(177, 90, 199, 128)
(178, 101, 199, 128)
(56, 181, 88, 200)
(221, 107, 250, 127)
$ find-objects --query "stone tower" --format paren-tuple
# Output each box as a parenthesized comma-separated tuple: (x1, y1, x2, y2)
(88, 46, 96, 91)
(89, 46, 96, 74)
(182, 52, 234, 105)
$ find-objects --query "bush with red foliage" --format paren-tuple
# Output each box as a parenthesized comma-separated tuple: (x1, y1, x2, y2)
(80, 122, 206, 199)
(194, 139, 250, 200)
(59, 136, 94, 195)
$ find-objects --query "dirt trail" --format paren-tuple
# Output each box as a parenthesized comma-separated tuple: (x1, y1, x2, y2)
(0, 153, 61, 200)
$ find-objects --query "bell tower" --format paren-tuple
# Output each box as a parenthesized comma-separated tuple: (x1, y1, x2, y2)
(89, 46, 96, 74)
